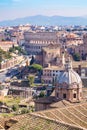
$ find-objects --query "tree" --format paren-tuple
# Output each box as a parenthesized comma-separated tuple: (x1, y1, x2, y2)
(9, 46, 25, 54)
(12, 104, 19, 111)
(28, 75, 35, 87)
(21, 108, 29, 114)
(29, 64, 43, 72)
(9, 47, 15, 53)
(0, 47, 12, 62)
(0, 55, 2, 63)
(73, 53, 80, 61)
(41, 79, 44, 85)
(30, 55, 35, 65)
(1, 39, 5, 41)
(0, 86, 3, 90)
(39, 91, 45, 98)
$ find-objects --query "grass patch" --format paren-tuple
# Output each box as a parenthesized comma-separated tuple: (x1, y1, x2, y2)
(0, 113, 15, 118)
(0, 96, 21, 106)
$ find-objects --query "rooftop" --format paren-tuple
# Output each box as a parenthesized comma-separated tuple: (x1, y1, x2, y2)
(43, 61, 87, 71)
(43, 66, 64, 71)
(8, 113, 84, 130)
(72, 61, 87, 68)
(35, 102, 87, 130)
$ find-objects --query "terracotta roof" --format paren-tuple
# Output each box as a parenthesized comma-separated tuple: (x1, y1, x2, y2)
(0, 117, 6, 129)
(0, 41, 15, 45)
(43, 66, 64, 70)
(72, 61, 87, 68)
(2, 100, 87, 130)
(8, 114, 84, 130)
(36, 102, 87, 130)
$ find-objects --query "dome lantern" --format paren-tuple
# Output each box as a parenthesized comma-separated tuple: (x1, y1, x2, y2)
(65, 57, 72, 71)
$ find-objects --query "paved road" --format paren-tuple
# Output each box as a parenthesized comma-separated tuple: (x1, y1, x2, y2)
(0, 70, 8, 82)
(0, 57, 29, 83)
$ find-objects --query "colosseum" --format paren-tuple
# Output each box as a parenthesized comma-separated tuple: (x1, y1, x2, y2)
(24, 32, 60, 55)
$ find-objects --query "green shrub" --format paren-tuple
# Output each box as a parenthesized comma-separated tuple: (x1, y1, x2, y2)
(12, 104, 19, 111)
(39, 91, 45, 98)
(73, 53, 80, 61)
(21, 108, 29, 114)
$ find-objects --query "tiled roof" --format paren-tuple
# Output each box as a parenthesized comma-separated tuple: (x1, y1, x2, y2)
(8, 114, 83, 130)
(5, 102, 87, 130)
(36, 102, 87, 129)
(0, 117, 6, 130)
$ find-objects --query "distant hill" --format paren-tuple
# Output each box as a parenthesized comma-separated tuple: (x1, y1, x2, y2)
(0, 15, 87, 26)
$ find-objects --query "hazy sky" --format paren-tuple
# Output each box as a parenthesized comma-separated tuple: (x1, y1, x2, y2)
(0, 0, 87, 21)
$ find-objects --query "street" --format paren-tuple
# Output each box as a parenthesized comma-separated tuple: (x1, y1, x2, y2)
(0, 56, 31, 83)
(0, 70, 8, 82)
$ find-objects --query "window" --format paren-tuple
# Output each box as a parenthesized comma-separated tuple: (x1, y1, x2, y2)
(63, 94, 66, 99)
(80, 92, 82, 97)
(73, 93, 76, 98)
(57, 93, 59, 98)
(49, 80, 51, 83)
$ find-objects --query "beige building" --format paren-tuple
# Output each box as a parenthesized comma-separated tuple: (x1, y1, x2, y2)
(0, 55, 23, 70)
(35, 43, 67, 66)
(65, 33, 83, 46)
(42, 65, 63, 84)
(42, 44, 62, 66)
(18, 24, 31, 31)
(70, 33, 87, 59)
(0, 41, 18, 51)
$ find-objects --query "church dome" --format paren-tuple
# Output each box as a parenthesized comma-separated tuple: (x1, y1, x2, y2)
(58, 69, 82, 85)
(57, 58, 82, 87)
(55, 57, 83, 102)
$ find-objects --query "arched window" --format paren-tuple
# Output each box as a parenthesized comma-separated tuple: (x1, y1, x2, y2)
(73, 93, 76, 98)
(63, 94, 66, 99)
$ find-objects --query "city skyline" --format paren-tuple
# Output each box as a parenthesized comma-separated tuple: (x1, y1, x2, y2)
(0, 0, 87, 21)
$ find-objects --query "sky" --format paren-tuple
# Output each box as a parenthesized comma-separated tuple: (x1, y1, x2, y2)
(0, 0, 87, 21)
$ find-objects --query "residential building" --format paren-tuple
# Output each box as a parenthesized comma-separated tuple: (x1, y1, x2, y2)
(42, 65, 63, 84)
(0, 41, 18, 51)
